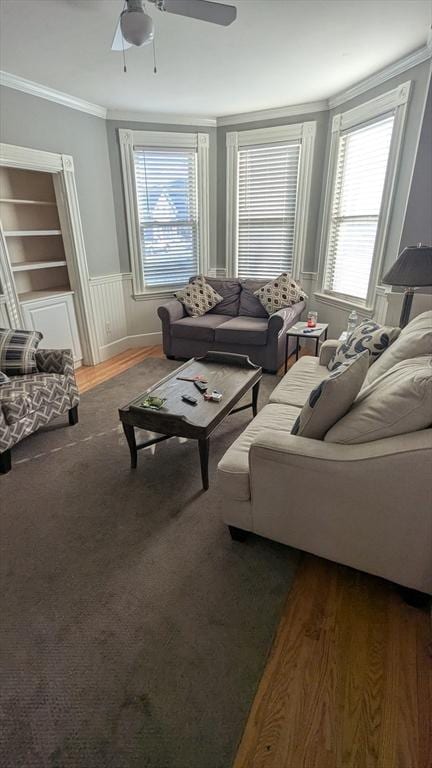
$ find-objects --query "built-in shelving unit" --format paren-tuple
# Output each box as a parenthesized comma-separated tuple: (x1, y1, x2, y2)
(0, 167, 71, 301)
(0, 164, 83, 362)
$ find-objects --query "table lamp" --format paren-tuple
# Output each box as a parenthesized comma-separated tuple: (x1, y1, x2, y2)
(381, 243, 432, 328)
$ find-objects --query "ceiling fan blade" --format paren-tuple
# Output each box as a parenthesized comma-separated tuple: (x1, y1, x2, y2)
(162, 0, 236, 26)
(111, 17, 132, 51)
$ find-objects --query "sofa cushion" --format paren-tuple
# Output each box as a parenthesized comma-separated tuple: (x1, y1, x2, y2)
(1, 375, 66, 425)
(364, 310, 432, 386)
(171, 314, 229, 342)
(190, 276, 241, 316)
(325, 356, 432, 444)
(218, 403, 300, 500)
(214, 316, 268, 346)
(0, 328, 43, 376)
(254, 273, 308, 315)
(291, 351, 369, 439)
(328, 320, 400, 371)
(175, 276, 223, 317)
(270, 356, 331, 407)
(238, 279, 270, 318)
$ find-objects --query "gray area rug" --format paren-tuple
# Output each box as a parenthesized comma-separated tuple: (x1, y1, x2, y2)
(0, 358, 299, 768)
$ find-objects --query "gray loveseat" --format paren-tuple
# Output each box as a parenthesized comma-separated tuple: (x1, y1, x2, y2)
(158, 276, 305, 373)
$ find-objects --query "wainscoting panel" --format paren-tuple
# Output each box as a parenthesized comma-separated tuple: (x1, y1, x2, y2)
(89, 273, 162, 361)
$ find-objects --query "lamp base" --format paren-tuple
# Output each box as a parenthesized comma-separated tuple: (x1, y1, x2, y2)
(399, 288, 414, 329)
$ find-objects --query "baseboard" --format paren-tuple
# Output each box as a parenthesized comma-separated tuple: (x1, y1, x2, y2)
(97, 332, 163, 362)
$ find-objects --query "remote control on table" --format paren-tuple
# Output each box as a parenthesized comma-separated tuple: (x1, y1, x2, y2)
(194, 380, 208, 393)
(182, 394, 198, 406)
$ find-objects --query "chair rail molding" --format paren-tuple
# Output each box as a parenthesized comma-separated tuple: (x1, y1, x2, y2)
(0, 142, 100, 364)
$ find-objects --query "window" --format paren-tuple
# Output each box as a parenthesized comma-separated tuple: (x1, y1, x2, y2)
(324, 116, 395, 301)
(226, 122, 316, 280)
(237, 142, 300, 279)
(319, 81, 411, 308)
(134, 148, 198, 288)
(119, 130, 209, 297)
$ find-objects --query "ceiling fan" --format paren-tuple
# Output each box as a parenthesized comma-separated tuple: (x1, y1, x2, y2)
(111, 0, 237, 51)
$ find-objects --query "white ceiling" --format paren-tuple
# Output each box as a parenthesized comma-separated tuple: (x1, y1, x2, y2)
(0, 0, 430, 117)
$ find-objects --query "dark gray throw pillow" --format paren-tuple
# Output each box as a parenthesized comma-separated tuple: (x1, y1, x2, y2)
(238, 279, 270, 318)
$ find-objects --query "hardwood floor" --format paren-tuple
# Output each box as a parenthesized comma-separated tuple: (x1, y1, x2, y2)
(76, 347, 432, 768)
(234, 557, 432, 768)
(75, 346, 163, 393)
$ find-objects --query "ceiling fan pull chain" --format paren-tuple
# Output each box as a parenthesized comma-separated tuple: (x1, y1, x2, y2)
(122, 28, 128, 73)
(152, 36, 157, 74)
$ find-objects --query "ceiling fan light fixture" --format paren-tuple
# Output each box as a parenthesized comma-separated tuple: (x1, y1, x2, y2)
(120, 8, 154, 46)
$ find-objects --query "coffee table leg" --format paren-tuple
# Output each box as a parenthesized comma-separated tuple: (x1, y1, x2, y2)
(198, 438, 210, 491)
(252, 380, 260, 417)
(123, 422, 137, 469)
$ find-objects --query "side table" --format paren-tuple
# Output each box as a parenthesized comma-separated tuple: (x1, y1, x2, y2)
(284, 322, 329, 374)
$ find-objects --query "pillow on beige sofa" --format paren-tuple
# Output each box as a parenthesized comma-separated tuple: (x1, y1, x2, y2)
(328, 320, 400, 371)
(325, 356, 432, 444)
(175, 276, 223, 317)
(364, 310, 432, 386)
(291, 351, 368, 439)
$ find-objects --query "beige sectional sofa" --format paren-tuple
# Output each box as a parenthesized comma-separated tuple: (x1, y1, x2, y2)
(218, 313, 432, 594)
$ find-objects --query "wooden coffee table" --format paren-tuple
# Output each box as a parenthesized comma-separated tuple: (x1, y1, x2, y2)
(118, 352, 262, 491)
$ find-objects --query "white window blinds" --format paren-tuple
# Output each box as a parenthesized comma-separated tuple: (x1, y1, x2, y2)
(237, 142, 301, 279)
(133, 147, 199, 288)
(324, 115, 395, 301)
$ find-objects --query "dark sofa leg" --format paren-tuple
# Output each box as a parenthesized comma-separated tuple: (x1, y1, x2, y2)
(228, 525, 248, 542)
(166, 355, 176, 360)
(399, 586, 431, 609)
(0, 449, 12, 474)
(68, 406, 79, 426)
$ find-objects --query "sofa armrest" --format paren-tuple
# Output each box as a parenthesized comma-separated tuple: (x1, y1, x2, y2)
(35, 349, 79, 405)
(319, 339, 339, 367)
(157, 299, 186, 325)
(268, 300, 305, 335)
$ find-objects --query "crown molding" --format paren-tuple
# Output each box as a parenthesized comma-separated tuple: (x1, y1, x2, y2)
(107, 109, 217, 127)
(328, 44, 432, 109)
(0, 71, 107, 119)
(217, 100, 328, 127)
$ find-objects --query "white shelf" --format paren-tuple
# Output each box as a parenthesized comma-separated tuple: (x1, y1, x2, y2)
(12, 260, 67, 272)
(0, 198, 56, 206)
(4, 229, 62, 237)
(19, 287, 73, 303)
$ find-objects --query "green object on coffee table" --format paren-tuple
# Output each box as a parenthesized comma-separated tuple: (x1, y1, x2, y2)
(139, 395, 166, 410)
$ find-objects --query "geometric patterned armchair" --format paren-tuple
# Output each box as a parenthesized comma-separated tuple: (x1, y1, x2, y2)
(0, 349, 80, 474)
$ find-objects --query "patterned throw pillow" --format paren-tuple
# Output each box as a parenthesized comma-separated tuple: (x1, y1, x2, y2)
(175, 276, 223, 318)
(0, 328, 43, 376)
(0, 371, 10, 385)
(291, 350, 369, 439)
(254, 273, 308, 316)
(328, 321, 400, 372)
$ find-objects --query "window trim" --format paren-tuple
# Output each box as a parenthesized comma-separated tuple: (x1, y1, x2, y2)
(317, 81, 411, 310)
(119, 128, 209, 299)
(225, 121, 316, 280)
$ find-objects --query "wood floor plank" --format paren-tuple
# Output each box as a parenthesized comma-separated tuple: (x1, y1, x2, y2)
(74, 347, 432, 768)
